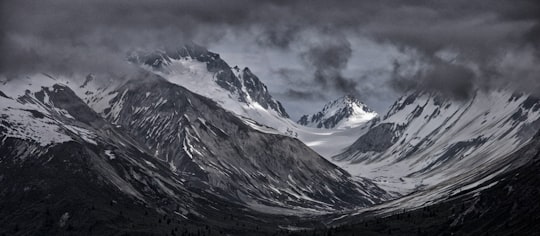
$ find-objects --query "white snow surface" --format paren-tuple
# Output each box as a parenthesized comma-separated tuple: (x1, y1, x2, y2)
(0, 74, 74, 146)
(0, 74, 108, 147)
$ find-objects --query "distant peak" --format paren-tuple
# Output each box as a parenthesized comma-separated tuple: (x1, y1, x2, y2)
(298, 95, 377, 129)
(323, 95, 373, 113)
(343, 94, 355, 100)
(130, 44, 290, 119)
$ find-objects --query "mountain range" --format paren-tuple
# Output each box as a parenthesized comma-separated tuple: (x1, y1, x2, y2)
(1, 44, 539, 235)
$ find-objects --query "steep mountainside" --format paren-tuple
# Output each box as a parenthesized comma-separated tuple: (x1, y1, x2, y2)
(96, 73, 389, 212)
(0, 76, 228, 235)
(333, 90, 540, 194)
(298, 95, 377, 129)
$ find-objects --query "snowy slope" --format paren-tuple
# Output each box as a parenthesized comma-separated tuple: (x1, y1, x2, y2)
(323, 129, 540, 230)
(333, 90, 540, 194)
(298, 95, 377, 129)
(0, 75, 193, 203)
(0, 75, 74, 147)
(300, 134, 540, 236)
(0, 74, 120, 147)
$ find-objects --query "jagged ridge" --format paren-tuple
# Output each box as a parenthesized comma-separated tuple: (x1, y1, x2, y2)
(129, 44, 289, 119)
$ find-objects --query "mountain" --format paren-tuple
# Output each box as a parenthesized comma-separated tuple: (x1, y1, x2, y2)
(129, 44, 289, 123)
(0, 75, 231, 235)
(95, 73, 390, 211)
(298, 95, 377, 129)
(0, 72, 390, 235)
(333, 90, 540, 194)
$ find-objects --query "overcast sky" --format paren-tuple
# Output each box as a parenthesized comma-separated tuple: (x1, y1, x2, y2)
(1, 0, 539, 119)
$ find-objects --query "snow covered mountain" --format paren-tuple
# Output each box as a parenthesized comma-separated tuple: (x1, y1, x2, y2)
(0, 73, 389, 219)
(298, 95, 377, 129)
(333, 90, 540, 194)
(0, 74, 233, 234)
(101, 73, 390, 211)
(129, 44, 290, 126)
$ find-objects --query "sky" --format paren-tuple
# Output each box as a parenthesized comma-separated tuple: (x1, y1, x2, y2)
(1, 0, 539, 119)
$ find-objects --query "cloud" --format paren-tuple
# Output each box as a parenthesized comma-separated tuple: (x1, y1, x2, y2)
(0, 0, 237, 76)
(390, 58, 476, 100)
(283, 89, 325, 101)
(360, 2, 540, 97)
(1, 0, 539, 104)
(256, 25, 301, 49)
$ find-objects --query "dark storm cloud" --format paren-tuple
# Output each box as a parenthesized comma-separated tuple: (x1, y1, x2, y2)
(0, 0, 261, 76)
(1, 0, 539, 98)
(298, 31, 362, 97)
(525, 23, 540, 54)
(284, 89, 326, 101)
(391, 59, 476, 100)
(360, 0, 540, 96)
(272, 68, 313, 87)
(256, 25, 301, 49)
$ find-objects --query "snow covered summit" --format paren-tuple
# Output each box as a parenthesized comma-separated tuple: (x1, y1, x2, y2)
(298, 95, 377, 129)
(129, 44, 289, 121)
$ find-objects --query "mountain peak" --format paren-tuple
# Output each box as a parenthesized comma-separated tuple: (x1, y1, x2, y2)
(338, 94, 365, 106)
(298, 95, 377, 129)
(129, 44, 290, 119)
